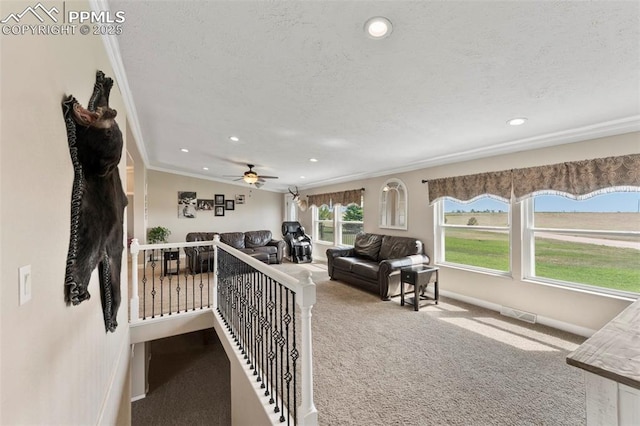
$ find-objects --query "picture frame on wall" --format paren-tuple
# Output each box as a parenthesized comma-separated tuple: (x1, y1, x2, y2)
(178, 191, 197, 205)
(179, 204, 197, 219)
(215, 206, 225, 216)
(225, 200, 235, 210)
(197, 199, 214, 211)
(214, 194, 225, 205)
(235, 194, 245, 204)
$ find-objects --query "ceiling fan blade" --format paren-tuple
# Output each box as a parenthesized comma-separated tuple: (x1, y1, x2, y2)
(258, 175, 278, 179)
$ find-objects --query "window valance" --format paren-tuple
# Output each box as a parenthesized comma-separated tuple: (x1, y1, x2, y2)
(307, 188, 363, 207)
(427, 153, 640, 204)
(512, 154, 640, 201)
(427, 170, 512, 204)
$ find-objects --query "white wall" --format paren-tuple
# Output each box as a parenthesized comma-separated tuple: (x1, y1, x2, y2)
(298, 132, 639, 333)
(0, 1, 130, 423)
(147, 170, 284, 242)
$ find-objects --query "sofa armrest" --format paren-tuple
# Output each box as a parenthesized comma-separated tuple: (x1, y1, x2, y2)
(378, 254, 430, 300)
(266, 239, 286, 264)
(326, 247, 355, 277)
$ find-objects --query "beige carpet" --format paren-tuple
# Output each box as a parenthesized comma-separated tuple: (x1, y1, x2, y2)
(271, 261, 587, 426)
(132, 330, 230, 426)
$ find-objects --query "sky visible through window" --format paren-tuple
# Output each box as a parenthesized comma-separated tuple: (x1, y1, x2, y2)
(445, 192, 640, 213)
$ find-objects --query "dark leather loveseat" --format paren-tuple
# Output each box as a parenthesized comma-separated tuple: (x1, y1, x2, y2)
(185, 230, 285, 273)
(327, 232, 430, 300)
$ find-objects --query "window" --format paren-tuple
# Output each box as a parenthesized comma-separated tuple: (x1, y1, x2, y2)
(314, 204, 334, 244)
(339, 203, 363, 245)
(522, 191, 640, 296)
(436, 197, 511, 273)
(313, 201, 364, 246)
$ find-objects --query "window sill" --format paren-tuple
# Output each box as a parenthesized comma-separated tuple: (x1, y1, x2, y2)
(522, 277, 638, 302)
(435, 262, 512, 279)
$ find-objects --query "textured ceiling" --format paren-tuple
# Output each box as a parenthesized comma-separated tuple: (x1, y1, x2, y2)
(108, 1, 640, 192)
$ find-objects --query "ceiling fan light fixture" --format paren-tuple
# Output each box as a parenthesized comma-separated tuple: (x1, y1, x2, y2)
(365, 16, 392, 39)
(243, 174, 259, 184)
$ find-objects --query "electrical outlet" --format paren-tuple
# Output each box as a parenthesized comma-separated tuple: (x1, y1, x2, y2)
(19, 265, 32, 305)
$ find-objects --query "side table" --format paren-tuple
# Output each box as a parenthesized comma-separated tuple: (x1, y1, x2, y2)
(400, 265, 439, 311)
(163, 249, 180, 276)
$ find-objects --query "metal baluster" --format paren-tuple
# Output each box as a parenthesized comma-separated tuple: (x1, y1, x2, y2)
(275, 282, 283, 417)
(267, 276, 275, 402)
(142, 250, 148, 320)
(176, 258, 183, 313)
(283, 287, 293, 425)
(199, 257, 205, 309)
(251, 270, 259, 378)
(160, 249, 165, 317)
(192, 260, 197, 311)
(150, 250, 158, 319)
(291, 291, 298, 426)
(259, 273, 267, 389)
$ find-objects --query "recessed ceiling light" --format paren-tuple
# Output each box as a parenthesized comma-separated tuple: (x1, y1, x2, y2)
(365, 17, 392, 39)
(507, 117, 527, 126)
(229, 136, 239, 142)
(309, 158, 318, 162)
(181, 148, 189, 153)
(300, 176, 306, 179)
(203, 167, 209, 171)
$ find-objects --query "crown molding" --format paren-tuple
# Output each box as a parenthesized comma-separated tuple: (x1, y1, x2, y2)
(300, 116, 640, 191)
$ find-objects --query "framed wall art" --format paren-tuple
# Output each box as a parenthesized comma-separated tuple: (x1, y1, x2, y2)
(178, 191, 197, 204)
(225, 200, 235, 210)
(235, 194, 245, 204)
(178, 191, 197, 219)
(214, 194, 225, 205)
(179, 204, 197, 219)
(197, 199, 214, 211)
(215, 205, 225, 216)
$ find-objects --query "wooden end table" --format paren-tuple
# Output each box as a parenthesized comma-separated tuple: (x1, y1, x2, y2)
(400, 265, 439, 311)
(163, 249, 180, 276)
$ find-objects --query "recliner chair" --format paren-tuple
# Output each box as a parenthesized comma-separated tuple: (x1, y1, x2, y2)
(282, 221, 313, 263)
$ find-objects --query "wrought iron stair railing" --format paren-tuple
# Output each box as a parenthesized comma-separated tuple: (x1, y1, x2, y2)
(128, 237, 318, 425)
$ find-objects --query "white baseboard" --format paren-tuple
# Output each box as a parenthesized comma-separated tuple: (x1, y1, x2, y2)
(439, 290, 596, 338)
(130, 393, 146, 403)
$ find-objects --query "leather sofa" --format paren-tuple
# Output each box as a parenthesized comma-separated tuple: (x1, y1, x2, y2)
(326, 232, 430, 300)
(185, 230, 285, 273)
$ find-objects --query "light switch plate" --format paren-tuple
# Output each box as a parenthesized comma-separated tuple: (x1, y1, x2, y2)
(19, 265, 32, 305)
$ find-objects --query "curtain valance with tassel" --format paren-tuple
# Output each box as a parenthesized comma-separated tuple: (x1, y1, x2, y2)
(512, 154, 640, 201)
(307, 188, 363, 207)
(427, 170, 513, 204)
(427, 153, 640, 204)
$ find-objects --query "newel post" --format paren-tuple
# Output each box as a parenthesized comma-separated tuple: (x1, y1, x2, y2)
(212, 234, 221, 310)
(129, 238, 140, 322)
(296, 270, 318, 426)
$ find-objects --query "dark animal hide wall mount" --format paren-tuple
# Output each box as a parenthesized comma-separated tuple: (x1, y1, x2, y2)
(62, 71, 127, 332)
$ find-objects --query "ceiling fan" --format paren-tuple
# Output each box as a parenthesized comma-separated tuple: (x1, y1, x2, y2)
(225, 164, 278, 187)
